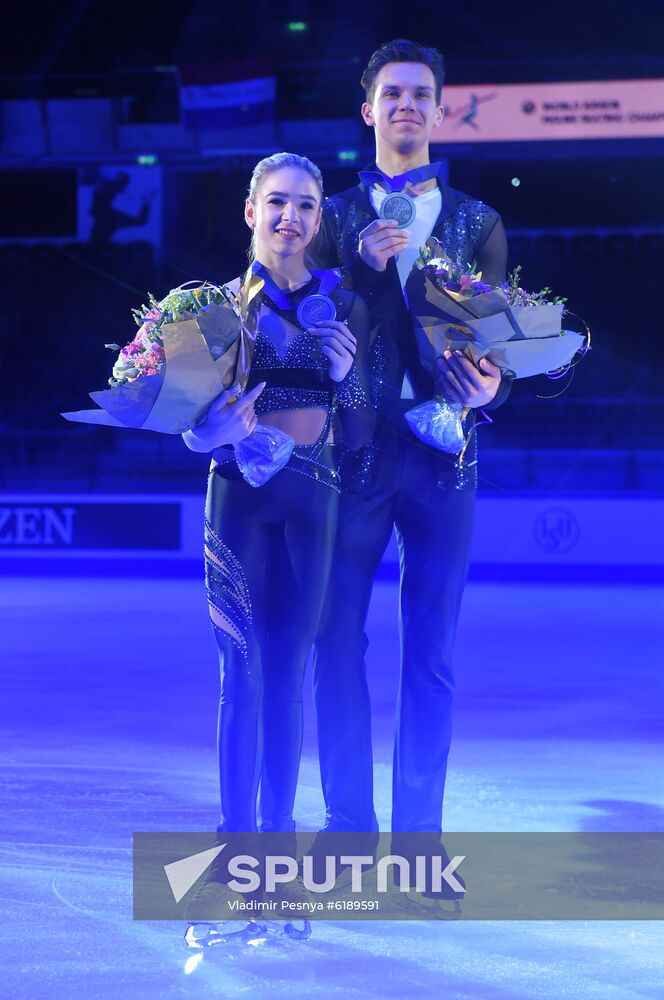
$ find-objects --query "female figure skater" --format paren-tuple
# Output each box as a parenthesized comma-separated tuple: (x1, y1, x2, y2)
(183, 153, 374, 855)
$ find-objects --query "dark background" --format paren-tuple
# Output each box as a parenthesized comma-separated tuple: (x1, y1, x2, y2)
(2, 0, 662, 491)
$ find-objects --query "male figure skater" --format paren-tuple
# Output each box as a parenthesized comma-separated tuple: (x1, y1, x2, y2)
(313, 39, 510, 866)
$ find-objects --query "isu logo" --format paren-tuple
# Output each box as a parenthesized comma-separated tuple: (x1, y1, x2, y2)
(534, 507, 580, 554)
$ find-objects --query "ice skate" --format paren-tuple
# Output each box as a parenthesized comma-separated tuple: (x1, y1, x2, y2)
(390, 833, 465, 919)
(184, 919, 268, 949)
(260, 863, 315, 941)
(259, 918, 312, 941)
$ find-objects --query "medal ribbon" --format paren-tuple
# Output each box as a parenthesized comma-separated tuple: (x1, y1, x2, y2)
(358, 162, 444, 192)
(233, 271, 263, 387)
(251, 261, 341, 310)
(310, 268, 343, 296)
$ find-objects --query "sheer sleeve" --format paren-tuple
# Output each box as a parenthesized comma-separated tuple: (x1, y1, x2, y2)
(476, 209, 508, 284)
(311, 203, 341, 269)
(477, 208, 512, 408)
(311, 200, 387, 303)
(334, 292, 376, 450)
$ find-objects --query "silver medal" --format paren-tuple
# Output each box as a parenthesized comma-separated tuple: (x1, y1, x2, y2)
(379, 191, 416, 228)
(296, 294, 337, 328)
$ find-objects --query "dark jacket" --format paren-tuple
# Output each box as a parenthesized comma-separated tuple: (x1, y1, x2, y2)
(313, 175, 510, 493)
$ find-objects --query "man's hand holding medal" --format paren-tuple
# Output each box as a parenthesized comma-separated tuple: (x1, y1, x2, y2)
(357, 164, 442, 272)
(358, 217, 410, 272)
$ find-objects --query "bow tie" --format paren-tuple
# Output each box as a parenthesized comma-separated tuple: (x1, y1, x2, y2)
(358, 162, 443, 192)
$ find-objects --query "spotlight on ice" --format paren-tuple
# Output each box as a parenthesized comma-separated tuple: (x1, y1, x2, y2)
(184, 953, 203, 975)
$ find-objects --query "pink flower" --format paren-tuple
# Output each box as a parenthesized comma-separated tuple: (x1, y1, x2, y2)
(123, 328, 151, 355)
(131, 344, 165, 373)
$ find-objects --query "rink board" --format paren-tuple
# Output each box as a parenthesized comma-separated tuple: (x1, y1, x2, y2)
(0, 495, 662, 575)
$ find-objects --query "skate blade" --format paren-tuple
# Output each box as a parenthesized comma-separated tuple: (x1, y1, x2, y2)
(251, 918, 312, 941)
(184, 918, 312, 949)
(281, 919, 312, 940)
(184, 920, 267, 949)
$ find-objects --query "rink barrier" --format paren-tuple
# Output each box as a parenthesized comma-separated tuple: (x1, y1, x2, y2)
(0, 493, 663, 580)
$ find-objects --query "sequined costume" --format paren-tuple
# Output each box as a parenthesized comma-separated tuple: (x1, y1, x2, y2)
(205, 273, 373, 832)
(312, 173, 510, 833)
(317, 175, 510, 494)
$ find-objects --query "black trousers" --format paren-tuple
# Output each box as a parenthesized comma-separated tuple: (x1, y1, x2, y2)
(205, 452, 337, 832)
(313, 438, 476, 833)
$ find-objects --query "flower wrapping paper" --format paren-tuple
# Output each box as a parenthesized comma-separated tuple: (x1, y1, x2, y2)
(405, 264, 586, 381)
(62, 284, 257, 434)
(61, 277, 295, 485)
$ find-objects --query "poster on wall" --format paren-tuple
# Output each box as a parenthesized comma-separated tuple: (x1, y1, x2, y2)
(433, 79, 664, 143)
(77, 165, 162, 246)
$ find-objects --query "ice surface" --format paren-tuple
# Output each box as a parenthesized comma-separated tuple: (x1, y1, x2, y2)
(1, 575, 663, 999)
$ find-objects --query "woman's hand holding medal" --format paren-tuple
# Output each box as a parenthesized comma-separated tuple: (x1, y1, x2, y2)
(309, 320, 358, 382)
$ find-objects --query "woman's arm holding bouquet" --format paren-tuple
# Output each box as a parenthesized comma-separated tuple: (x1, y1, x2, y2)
(182, 382, 266, 453)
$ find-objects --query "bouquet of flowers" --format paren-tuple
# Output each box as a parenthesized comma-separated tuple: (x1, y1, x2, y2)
(62, 278, 294, 486)
(404, 239, 589, 454)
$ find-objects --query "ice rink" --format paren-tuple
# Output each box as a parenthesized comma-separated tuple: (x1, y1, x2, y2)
(1, 570, 662, 999)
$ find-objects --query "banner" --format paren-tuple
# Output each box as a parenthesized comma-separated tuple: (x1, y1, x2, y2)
(2, 495, 663, 569)
(432, 79, 664, 143)
(179, 60, 276, 130)
(0, 497, 182, 555)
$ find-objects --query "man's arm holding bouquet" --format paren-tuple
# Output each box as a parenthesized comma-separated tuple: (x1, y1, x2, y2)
(404, 216, 588, 454)
(438, 350, 503, 409)
(357, 205, 512, 411)
(438, 209, 512, 412)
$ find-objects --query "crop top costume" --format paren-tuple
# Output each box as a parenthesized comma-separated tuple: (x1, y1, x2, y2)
(211, 269, 375, 492)
(203, 271, 373, 834)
